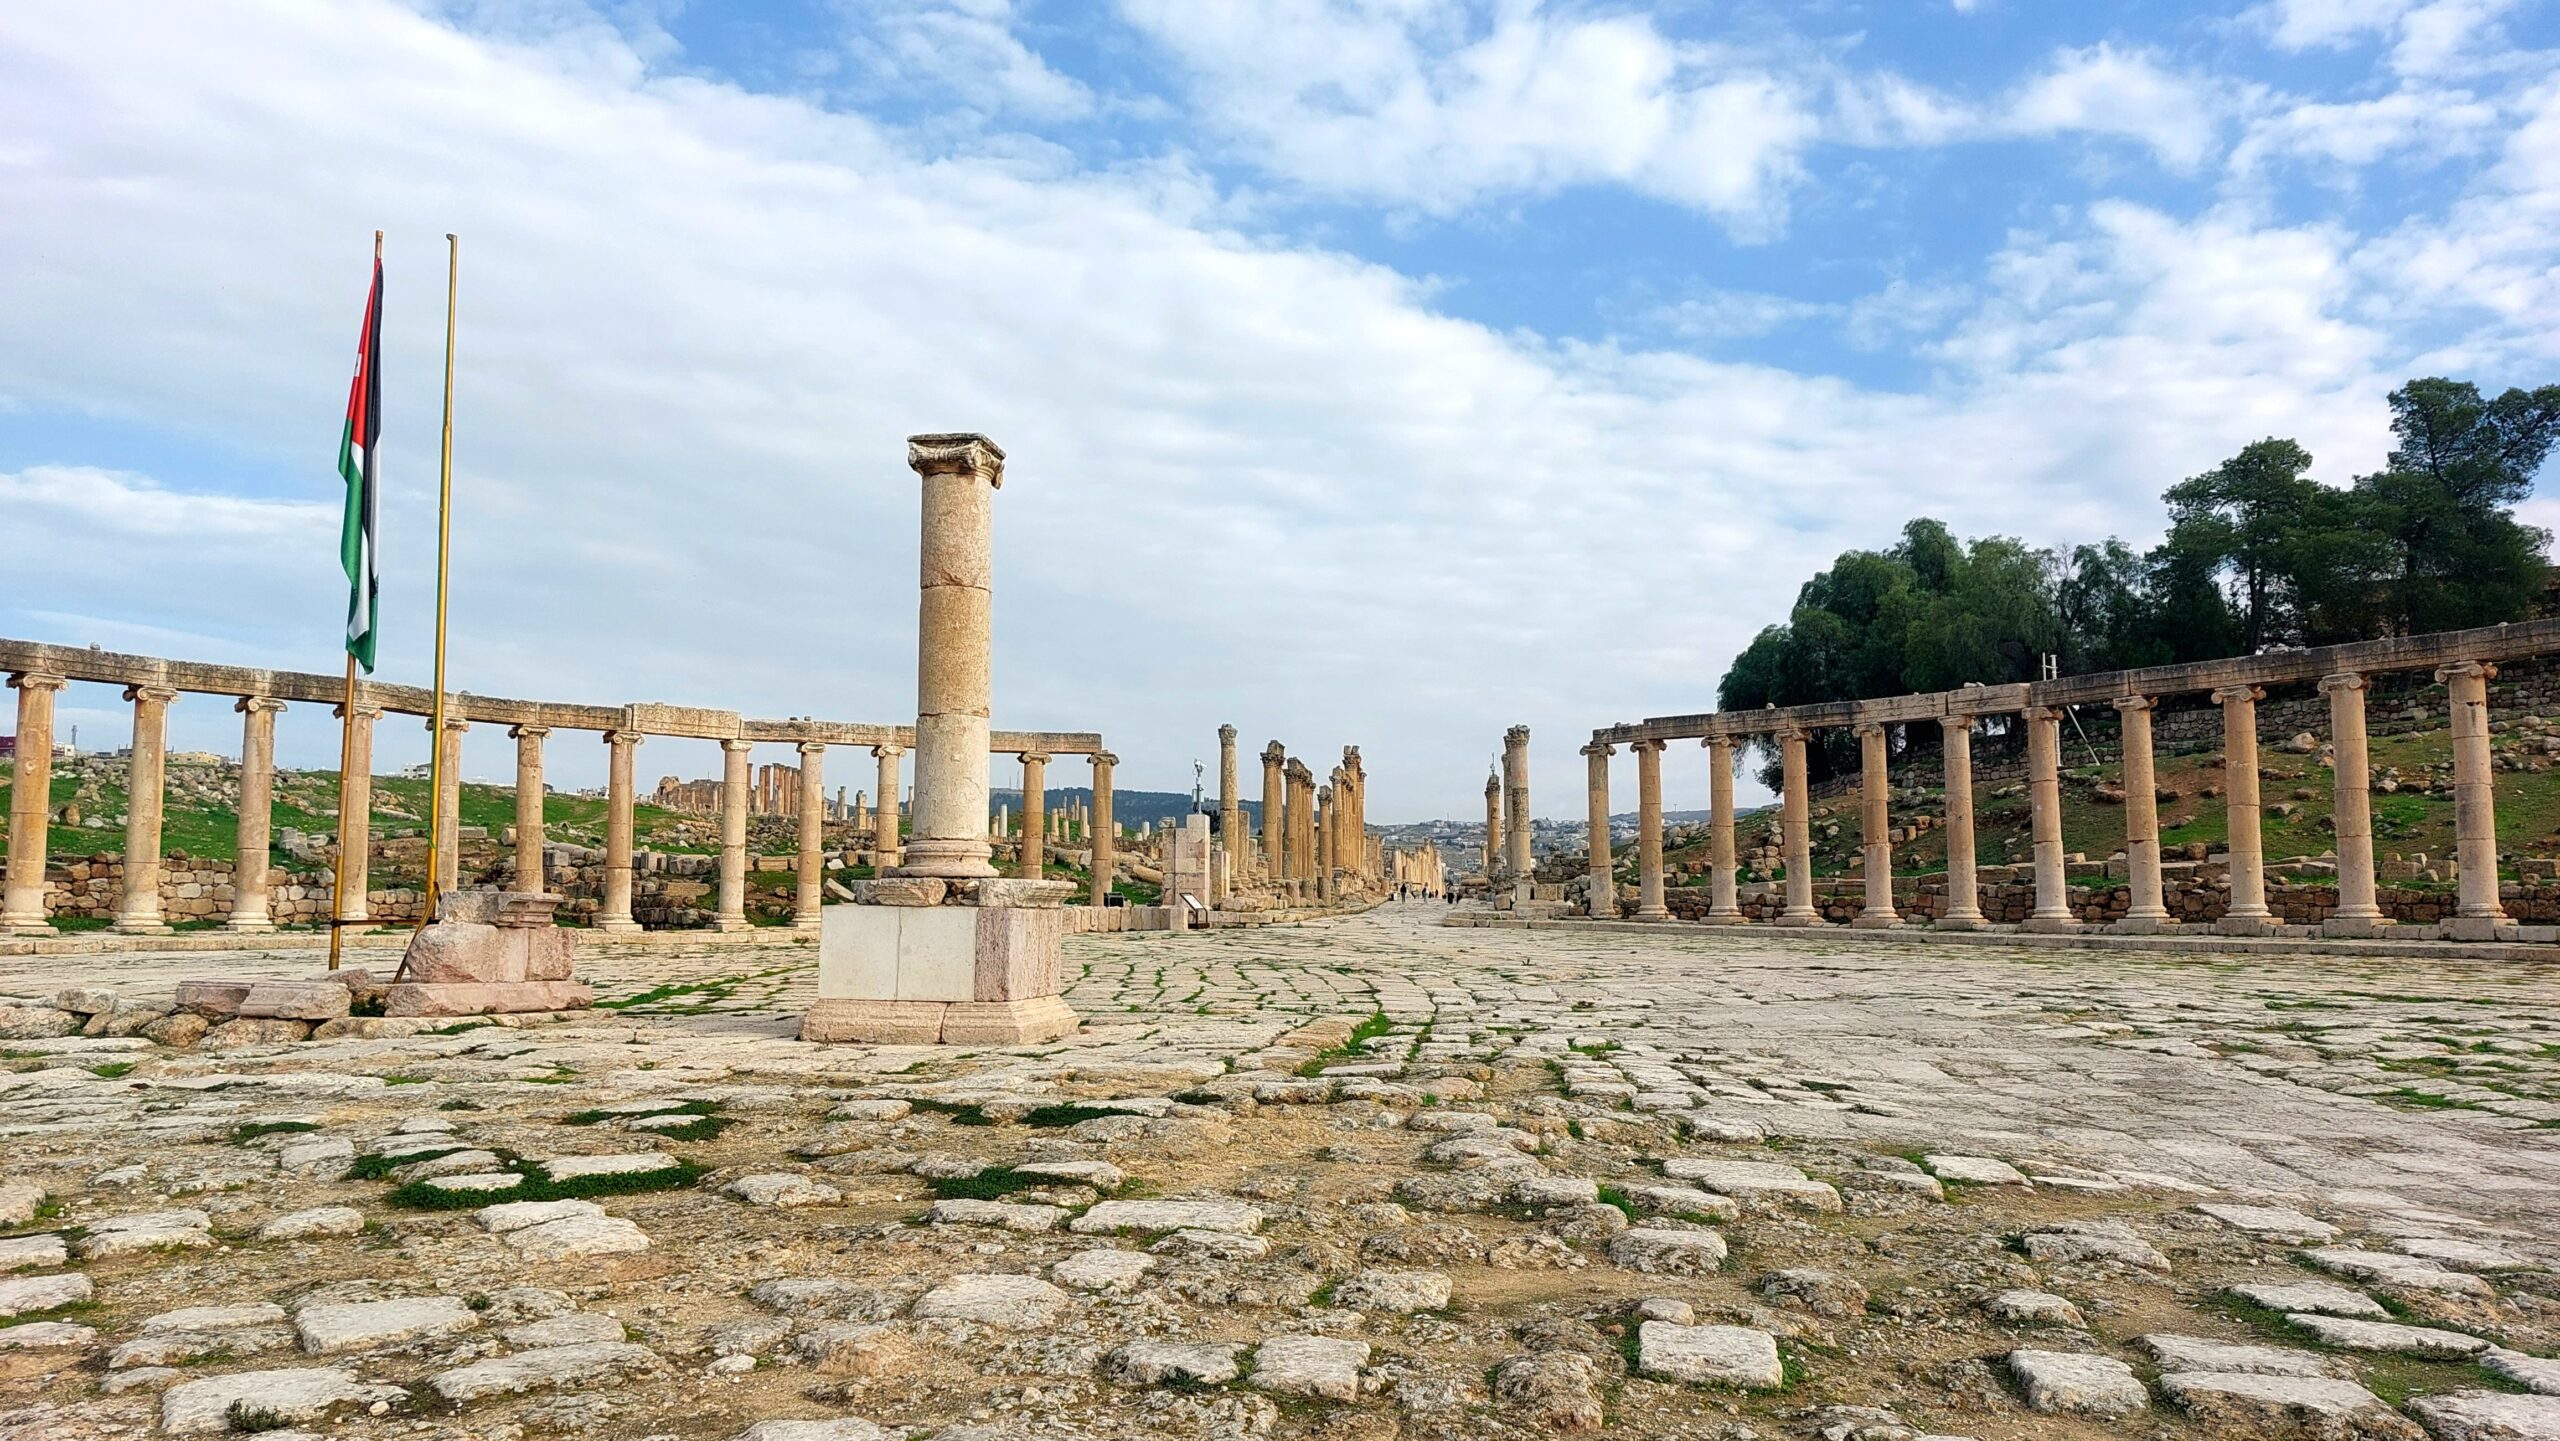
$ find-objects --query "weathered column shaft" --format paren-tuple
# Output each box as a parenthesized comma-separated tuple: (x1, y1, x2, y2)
(1261, 744, 1286, 879)
(1583, 742, 1615, 919)
(333, 702, 380, 926)
(1088, 752, 1116, 906)
(898, 433, 1003, 878)
(229, 697, 286, 932)
(598, 729, 642, 933)
(1502, 725, 1532, 885)
(1938, 716, 1983, 927)
(2114, 697, 2170, 929)
(1482, 774, 1501, 879)
(872, 747, 904, 867)
(1218, 725, 1242, 868)
(1853, 723, 1899, 927)
(1635, 739, 1670, 920)
(1019, 752, 1049, 879)
(2442, 661, 2506, 934)
(432, 717, 467, 898)
(2023, 706, 2075, 928)
(794, 742, 826, 929)
(716, 739, 752, 930)
(510, 724, 549, 893)
(114, 684, 178, 933)
(1777, 728, 1819, 924)
(2320, 675, 2385, 931)
(2, 673, 66, 933)
(2214, 685, 2274, 930)
(1705, 736, 1741, 922)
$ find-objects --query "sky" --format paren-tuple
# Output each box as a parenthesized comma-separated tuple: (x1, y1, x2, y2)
(2, 0, 2556, 823)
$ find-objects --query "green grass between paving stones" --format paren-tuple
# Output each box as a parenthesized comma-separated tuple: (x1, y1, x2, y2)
(926, 1168, 1055, 1202)
(907, 1098, 997, 1126)
(384, 1157, 704, 1211)
(1297, 1010, 1395, 1077)
(562, 1100, 715, 1126)
(229, 1121, 319, 1143)
(1016, 1102, 1129, 1129)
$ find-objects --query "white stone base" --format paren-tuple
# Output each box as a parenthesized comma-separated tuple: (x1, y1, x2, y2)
(1850, 912, 1903, 929)
(2112, 915, 2176, 935)
(2443, 914, 2505, 942)
(2216, 913, 2280, 936)
(2321, 914, 2392, 939)
(804, 900, 1077, 1046)
(2020, 916, 2082, 933)
(801, 995, 1077, 1046)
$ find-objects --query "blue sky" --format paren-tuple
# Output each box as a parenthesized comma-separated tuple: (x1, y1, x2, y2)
(2, 0, 2556, 819)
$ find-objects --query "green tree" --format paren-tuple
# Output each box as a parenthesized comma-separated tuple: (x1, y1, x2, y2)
(2353, 378, 2560, 632)
(2161, 438, 2320, 650)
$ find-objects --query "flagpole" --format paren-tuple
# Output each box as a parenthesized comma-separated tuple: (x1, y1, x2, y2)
(328, 230, 384, 972)
(418, 233, 458, 934)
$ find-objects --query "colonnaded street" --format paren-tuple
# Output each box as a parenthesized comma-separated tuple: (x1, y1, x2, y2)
(6, 906, 2559, 1440)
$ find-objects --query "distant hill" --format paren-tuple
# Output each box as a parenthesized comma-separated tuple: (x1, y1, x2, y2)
(993, 788, 1259, 831)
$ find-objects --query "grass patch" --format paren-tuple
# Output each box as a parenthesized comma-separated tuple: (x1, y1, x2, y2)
(438, 1099, 483, 1111)
(925, 1168, 1060, 1201)
(87, 1062, 136, 1079)
(229, 1120, 319, 1143)
(562, 1100, 715, 1127)
(1018, 1103, 1128, 1129)
(1595, 1183, 1638, 1221)
(1295, 1010, 1397, 1078)
(343, 1146, 470, 1182)
(2377, 1087, 2472, 1111)
(385, 1157, 704, 1210)
(382, 1074, 430, 1086)
(907, 1098, 996, 1126)
(1570, 1039, 1622, 1058)
(647, 1115, 731, 1143)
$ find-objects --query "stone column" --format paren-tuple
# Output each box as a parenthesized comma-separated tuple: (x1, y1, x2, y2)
(1704, 736, 1742, 923)
(715, 738, 752, 931)
(1482, 772, 1501, 880)
(1218, 725, 1242, 865)
(1634, 739, 1672, 921)
(112, 684, 178, 934)
(2020, 706, 2076, 931)
(1016, 752, 1049, 880)
(2112, 696, 2171, 933)
(2212, 685, 2277, 935)
(1775, 728, 1820, 925)
(332, 700, 381, 927)
(2316, 673, 2388, 937)
(2441, 660, 2507, 940)
(1937, 716, 1983, 929)
(794, 741, 826, 930)
(2, 673, 68, 933)
(1260, 742, 1285, 880)
(509, 724, 549, 893)
(1852, 722, 1900, 928)
(1582, 741, 1615, 919)
(430, 716, 467, 898)
(1502, 724, 1532, 887)
(1317, 783, 1336, 902)
(896, 433, 1003, 878)
(598, 729, 642, 933)
(872, 745, 904, 868)
(228, 696, 286, 932)
(1286, 759, 1316, 892)
(1088, 751, 1116, 906)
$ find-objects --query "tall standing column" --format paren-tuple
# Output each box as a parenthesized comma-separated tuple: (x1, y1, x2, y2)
(794, 741, 826, 930)
(1775, 728, 1820, 925)
(715, 738, 752, 931)
(1088, 751, 1116, 906)
(333, 701, 381, 927)
(1937, 716, 1983, 928)
(2441, 660, 2507, 940)
(2021, 705, 2077, 931)
(872, 745, 904, 868)
(1218, 726, 1242, 867)
(1852, 722, 1900, 928)
(2320, 674, 2387, 937)
(228, 697, 286, 932)
(2212, 685, 2276, 935)
(509, 724, 549, 893)
(1482, 772, 1501, 880)
(3, 673, 68, 934)
(2112, 696, 2171, 932)
(1634, 739, 1671, 921)
(1317, 783, 1337, 902)
(1704, 736, 1742, 923)
(1582, 741, 1615, 919)
(113, 684, 178, 934)
(1018, 752, 1049, 879)
(1286, 759, 1316, 892)
(1502, 725, 1532, 889)
(431, 716, 467, 899)
(896, 433, 1003, 878)
(1260, 742, 1286, 879)
(598, 729, 642, 933)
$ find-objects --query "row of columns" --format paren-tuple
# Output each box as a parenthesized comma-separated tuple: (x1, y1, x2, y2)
(1581, 661, 2508, 937)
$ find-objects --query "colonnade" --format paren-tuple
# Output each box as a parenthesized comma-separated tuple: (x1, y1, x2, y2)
(1236, 732, 1372, 901)
(0, 638, 1108, 938)
(1581, 622, 2550, 938)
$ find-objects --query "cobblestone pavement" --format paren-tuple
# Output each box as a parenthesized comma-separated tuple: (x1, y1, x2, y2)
(5, 902, 2560, 1440)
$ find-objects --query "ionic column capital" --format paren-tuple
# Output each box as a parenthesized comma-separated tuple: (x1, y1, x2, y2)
(2020, 705, 2063, 723)
(796, 740, 826, 758)
(7, 671, 67, 694)
(123, 683, 179, 706)
(428, 715, 470, 734)
(2316, 672, 2368, 695)
(872, 743, 904, 760)
(1093, 751, 1118, 769)
(905, 431, 1006, 487)
(1854, 721, 1887, 739)
(336, 701, 384, 722)
(1938, 713, 1978, 733)
(719, 737, 752, 755)
(2210, 684, 2264, 706)
(1018, 750, 1051, 766)
(604, 728, 645, 748)
(507, 722, 551, 739)
(2436, 659, 2498, 683)
(1218, 724, 1237, 742)
(2109, 694, 2158, 713)
(1580, 741, 1614, 758)
(1628, 737, 1664, 754)
(237, 696, 288, 716)
(1771, 725, 1807, 744)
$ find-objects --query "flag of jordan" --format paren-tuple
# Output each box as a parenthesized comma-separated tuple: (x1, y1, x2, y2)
(338, 256, 382, 673)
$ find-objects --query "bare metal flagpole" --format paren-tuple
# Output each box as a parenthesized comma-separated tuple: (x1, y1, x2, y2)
(417, 234, 459, 939)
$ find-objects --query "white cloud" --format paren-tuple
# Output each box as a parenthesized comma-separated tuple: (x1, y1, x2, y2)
(836, 0, 1096, 121)
(0, 0, 2537, 819)
(2253, 0, 2426, 49)
(2231, 88, 2501, 176)
(2002, 44, 2231, 171)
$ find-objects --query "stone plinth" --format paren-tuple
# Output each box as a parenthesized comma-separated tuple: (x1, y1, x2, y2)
(802, 878, 1080, 1045)
(385, 889, 592, 1016)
